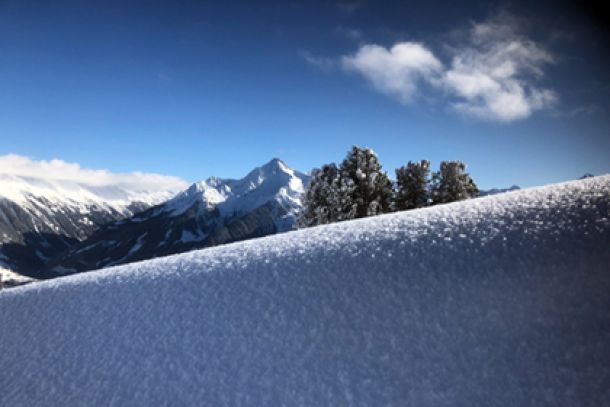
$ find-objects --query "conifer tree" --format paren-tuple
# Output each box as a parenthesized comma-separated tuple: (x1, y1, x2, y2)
(297, 163, 339, 228)
(337, 146, 393, 220)
(394, 160, 430, 210)
(430, 161, 479, 205)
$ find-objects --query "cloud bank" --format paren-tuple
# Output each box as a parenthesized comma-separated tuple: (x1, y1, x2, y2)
(339, 13, 557, 122)
(0, 154, 188, 193)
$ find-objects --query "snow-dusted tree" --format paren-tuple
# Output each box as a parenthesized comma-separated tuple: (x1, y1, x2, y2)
(338, 146, 393, 220)
(394, 160, 430, 211)
(430, 161, 479, 205)
(297, 163, 340, 228)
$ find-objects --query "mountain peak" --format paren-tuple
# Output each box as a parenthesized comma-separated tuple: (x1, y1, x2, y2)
(163, 159, 309, 219)
(164, 179, 229, 215)
(44, 160, 312, 274)
(260, 157, 288, 173)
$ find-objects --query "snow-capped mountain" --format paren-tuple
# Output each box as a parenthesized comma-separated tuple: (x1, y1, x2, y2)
(47, 158, 310, 275)
(163, 158, 307, 230)
(0, 173, 184, 278)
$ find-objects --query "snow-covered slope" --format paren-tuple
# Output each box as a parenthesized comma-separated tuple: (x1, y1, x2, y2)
(1, 175, 609, 406)
(0, 173, 185, 277)
(48, 158, 310, 274)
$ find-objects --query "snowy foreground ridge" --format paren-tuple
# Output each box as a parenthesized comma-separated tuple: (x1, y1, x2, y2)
(1, 176, 609, 406)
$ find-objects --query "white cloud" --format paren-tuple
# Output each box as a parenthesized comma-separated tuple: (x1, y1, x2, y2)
(337, 13, 557, 122)
(341, 42, 442, 103)
(442, 14, 557, 121)
(0, 154, 188, 193)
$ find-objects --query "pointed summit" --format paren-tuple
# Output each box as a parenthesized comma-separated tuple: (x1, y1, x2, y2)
(268, 157, 284, 166)
(256, 158, 290, 175)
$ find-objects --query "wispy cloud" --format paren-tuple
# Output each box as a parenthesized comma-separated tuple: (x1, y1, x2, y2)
(334, 26, 362, 41)
(568, 104, 602, 117)
(0, 154, 188, 192)
(337, 12, 557, 122)
(442, 13, 556, 121)
(300, 51, 337, 72)
(336, 1, 364, 15)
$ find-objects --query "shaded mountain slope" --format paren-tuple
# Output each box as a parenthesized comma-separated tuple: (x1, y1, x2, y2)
(0, 173, 181, 277)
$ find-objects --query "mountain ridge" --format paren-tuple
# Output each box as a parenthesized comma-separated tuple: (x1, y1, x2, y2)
(0, 173, 183, 277)
(44, 158, 310, 277)
(1, 156, 528, 280)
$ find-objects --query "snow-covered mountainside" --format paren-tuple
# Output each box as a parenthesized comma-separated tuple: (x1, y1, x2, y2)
(47, 158, 310, 275)
(0, 173, 183, 278)
(1, 175, 608, 406)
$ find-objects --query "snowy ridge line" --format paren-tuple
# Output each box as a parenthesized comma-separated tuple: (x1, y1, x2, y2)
(19, 173, 610, 287)
(163, 158, 308, 220)
(0, 173, 182, 212)
(43, 158, 310, 274)
(1, 175, 609, 406)
(0, 171, 185, 277)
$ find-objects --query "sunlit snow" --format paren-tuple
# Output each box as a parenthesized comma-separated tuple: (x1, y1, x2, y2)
(1, 175, 609, 406)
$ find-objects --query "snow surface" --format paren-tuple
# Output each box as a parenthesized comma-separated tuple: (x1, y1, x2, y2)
(1, 175, 609, 406)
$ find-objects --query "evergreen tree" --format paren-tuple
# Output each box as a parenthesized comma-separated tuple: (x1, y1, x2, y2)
(430, 161, 479, 205)
(394, 160, 430, 210)
(337, 146, 393, 220)
(297, 163, 340, 228)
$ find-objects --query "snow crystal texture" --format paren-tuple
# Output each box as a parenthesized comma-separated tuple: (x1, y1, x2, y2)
(1, 176, 609, 406)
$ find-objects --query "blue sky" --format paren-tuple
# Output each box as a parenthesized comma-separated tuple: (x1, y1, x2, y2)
(0, 0, 609, 189)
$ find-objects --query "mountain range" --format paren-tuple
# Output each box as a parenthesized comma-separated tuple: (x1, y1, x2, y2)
(0, 172, 181, 278)
(46, 158, 309, 276)
(0, 159, 309, 279)
(1, 157, 520, 281)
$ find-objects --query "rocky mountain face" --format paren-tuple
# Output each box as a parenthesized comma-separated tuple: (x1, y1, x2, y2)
(45, 159, 310, 277)
(0, 174, 182, 278)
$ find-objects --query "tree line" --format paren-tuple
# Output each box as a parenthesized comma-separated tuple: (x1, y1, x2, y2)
(297, 146, 479, 228)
